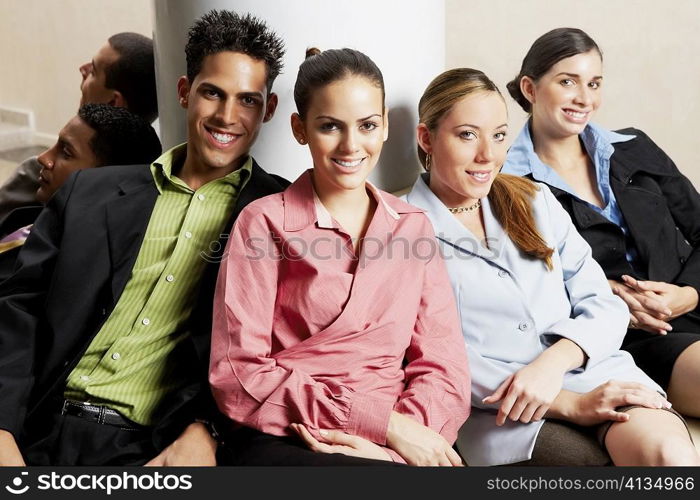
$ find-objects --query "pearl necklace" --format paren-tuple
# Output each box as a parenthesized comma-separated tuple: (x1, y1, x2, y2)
(447, 200, 481, 213)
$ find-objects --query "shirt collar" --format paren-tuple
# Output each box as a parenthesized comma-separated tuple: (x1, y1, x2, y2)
(283, 170, 415, 232)
(150, 143, 252, 193)
(405, 173, 507, 263)
(504, 121, 635, 188)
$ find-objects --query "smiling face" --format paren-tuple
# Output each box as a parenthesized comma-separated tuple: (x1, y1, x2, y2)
(36, 116, 98, 203)
(291, 75, 387, 196)
(177, 51, 277, 181)
(79, 42, 121, 106)
(524, 49, 603, 140)
(419, 91, 508, 207)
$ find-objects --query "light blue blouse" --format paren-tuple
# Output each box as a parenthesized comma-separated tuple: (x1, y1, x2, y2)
(503, 122, 639, 264)
(404, 174, 661, 465)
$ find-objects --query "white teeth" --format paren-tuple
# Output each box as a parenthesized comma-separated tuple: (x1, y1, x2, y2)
(565, 110, 586, 118)
(211, 131, 235, 144)
(335, 158, 363, 168)
(469, 171, 489, 180)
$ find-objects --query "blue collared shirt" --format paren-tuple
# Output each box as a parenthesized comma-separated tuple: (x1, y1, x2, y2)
(503, 122, 639, 265)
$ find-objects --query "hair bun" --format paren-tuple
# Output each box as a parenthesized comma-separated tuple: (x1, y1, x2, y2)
(305, 47, 321, 59)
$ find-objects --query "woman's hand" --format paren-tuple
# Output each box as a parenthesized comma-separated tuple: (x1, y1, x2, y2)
(482, 338, 582, 426)
(608, 279, 672, 334)
(483, 361, 565, 426)
(559, 381, 671, 427)
(609, 276, 698, 334)
(622, 275, 698, 319)
(290, 424, 392, 462)
(385, 412, 463, 466)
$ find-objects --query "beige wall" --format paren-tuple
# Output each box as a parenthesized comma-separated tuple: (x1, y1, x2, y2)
(1, 0, 698, 187)
(0, 0, 152, 140)
(446, 0, 700, 187)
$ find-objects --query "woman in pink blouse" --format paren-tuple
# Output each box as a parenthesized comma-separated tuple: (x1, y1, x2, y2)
(209, 48, 470, 465)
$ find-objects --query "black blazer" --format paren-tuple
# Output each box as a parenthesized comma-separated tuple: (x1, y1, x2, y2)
(0, 160, 289, 450)
(0, 204, 42, 283)
(528, 128, 700, 318)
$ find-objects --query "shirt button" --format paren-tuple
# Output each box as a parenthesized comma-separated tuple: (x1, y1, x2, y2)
(498, 270, 508, 278)
(142, 318, 151, 326)
(166, 274, 175, 282)
(80, 375, 90, 381)
(111, 352, 121, 360)
(518, 322, 529, 331)
(184, 231, 192, 239)
(197, 194, 205, 201)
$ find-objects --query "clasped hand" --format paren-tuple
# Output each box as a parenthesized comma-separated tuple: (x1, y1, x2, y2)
(609, 275, 699, 335)
(292, 411, 464, 466)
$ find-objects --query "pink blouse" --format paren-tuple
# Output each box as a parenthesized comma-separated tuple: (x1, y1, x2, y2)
(210, 171, 470, 449)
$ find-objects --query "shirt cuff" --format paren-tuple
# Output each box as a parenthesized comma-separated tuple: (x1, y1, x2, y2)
(346, 393, 394, 445)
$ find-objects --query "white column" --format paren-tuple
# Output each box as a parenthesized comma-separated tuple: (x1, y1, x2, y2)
(152, 0, 444, 191)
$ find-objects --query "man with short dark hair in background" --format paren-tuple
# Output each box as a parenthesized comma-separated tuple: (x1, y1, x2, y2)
(0, 104, 162, 281)
(0, 10, 287, 466)
(0, 32, 158, 222)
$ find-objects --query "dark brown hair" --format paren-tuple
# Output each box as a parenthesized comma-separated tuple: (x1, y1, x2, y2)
(418, 68, 553, 269)
(506, 28, 601, 113)
(293, 47, 384, 119)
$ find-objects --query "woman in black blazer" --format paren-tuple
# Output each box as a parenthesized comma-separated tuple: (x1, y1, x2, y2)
(502, 27, 700, 418)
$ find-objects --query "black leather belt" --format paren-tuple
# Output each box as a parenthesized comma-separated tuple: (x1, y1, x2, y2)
(60, 400, 142, 430)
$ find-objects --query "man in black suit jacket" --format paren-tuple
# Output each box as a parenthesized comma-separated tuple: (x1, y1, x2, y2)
(0, 104, 161, 282)
(0, 10, 287, 466)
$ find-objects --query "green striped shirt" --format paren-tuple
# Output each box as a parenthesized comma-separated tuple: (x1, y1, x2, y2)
(64, 144, 251, 425)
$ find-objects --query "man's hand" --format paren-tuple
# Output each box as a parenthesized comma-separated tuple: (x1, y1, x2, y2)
(385, 412, 463, 466)
(290, 424, 392, 462)
(0, 430, 26, 466)
(144, 422, 216, 466)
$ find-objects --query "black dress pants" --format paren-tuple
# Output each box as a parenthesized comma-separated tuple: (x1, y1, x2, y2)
(21, 410, 156, 466)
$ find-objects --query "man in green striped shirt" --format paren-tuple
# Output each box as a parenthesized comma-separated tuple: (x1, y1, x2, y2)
(0, 10, 288, 466)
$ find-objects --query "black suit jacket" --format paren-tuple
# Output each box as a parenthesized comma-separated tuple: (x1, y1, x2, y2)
(530, 128, 700, 321)
(0, 204, 43, 283)
(0, 160, 289, 451)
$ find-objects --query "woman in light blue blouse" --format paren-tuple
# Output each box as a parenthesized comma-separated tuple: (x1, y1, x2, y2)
(502, 28, 700, 419)
(405, 67, 699, 465)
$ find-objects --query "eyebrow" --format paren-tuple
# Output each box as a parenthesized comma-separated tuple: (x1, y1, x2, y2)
(314, 114, 382, 122)
(554, 72, 603, 80)
(198, 82, 225, 94)
(238, 91, 265, 99)
(198, 83, 265, 99)
(453, 123, 508, 130)
(58, 136, 78, 154)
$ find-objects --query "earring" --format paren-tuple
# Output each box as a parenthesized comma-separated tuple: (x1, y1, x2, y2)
(298, 138, 306, 145)
(425, 153, 432, 172)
